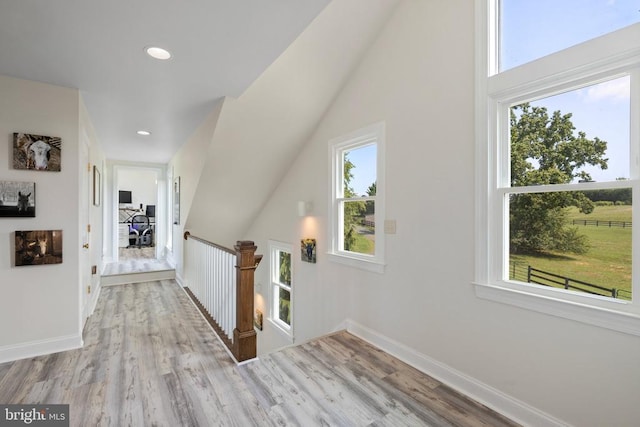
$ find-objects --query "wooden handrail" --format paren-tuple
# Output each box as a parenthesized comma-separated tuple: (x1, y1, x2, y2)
(184, 231, 262, 362)
(184, 231, 235, 255)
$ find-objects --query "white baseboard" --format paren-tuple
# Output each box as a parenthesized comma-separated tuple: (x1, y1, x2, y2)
(332, 319, 349, 333)
(175, 272, 185, 287)
(344, 319, 568, 427)
(0, 334, 83, 364)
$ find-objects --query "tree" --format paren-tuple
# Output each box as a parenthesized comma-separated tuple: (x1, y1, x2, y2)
(365, 181, 376, 215)
(509, 103, 608, 254)
(366, 181, 376, 196)
(278, 251, 291, 324)
(343, 154, 366, 251)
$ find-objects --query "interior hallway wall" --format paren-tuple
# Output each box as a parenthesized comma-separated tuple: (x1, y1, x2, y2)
(0, 74, 84, 361)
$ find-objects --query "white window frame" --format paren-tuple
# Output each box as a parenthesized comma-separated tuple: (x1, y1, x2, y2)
(475, 0, 640, 336)
(268, 240, 293, 341)
(328, 122, 386, 274)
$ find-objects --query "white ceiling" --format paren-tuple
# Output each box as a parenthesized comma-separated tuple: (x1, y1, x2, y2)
(0, 0, 329, 163)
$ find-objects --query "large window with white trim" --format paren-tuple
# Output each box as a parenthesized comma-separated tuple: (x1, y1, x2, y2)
(329, 122, 385, 273)
(476, 0, 640, 334)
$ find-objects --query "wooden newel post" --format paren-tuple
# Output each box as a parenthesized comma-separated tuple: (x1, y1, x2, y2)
(233, 240, 261, 362)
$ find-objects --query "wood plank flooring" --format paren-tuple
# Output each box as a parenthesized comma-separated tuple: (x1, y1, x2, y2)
(0, 280, 519, 426)
(103, 247, 173, 276)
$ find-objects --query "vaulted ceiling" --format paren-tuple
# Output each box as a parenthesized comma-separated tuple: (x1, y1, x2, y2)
(0, 0, 330, 163)
(180, 0, 400, 246)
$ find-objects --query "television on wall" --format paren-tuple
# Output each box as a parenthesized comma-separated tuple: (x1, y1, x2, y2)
(119, 190, 132, 204)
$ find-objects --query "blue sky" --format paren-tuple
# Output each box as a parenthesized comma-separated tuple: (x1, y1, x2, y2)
(345, 144, 376, 197)
(503, 0, 639, 182)
(502, 0, 640, 70)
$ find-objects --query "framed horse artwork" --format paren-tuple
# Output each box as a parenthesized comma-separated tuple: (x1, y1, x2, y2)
(0, 181, 36, 218)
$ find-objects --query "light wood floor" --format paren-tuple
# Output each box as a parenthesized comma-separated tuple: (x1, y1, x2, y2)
(0, 280, 519, 426)
(103, 247, 173, 276)
(118, 247, 156, 259)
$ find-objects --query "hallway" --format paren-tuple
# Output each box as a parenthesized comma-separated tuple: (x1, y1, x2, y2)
(0, 280, 517, 426)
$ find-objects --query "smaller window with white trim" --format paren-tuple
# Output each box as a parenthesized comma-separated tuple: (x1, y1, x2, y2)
(329, 122, 385, 273)
(269, 240, 293, 338)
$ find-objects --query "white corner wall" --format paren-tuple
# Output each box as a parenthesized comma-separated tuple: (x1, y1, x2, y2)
(0, 74, 84, 361)
(243, 2, 639, 426)
(168, 100, 226, 283)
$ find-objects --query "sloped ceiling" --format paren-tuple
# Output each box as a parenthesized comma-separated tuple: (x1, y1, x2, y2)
(0, 0, 329, 163)
(184, 0, 399, 247)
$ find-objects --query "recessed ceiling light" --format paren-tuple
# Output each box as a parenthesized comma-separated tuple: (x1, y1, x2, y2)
(145, 46, 171, 60)
(137, 130, 151, 136)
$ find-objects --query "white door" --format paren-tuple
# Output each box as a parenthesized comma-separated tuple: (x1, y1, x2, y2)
(80, 137, 92, 324)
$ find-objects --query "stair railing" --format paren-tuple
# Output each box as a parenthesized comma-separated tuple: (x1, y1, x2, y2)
(183, 231, 262, 362)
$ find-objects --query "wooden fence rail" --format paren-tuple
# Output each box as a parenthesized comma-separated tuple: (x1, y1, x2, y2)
(527, 266, 619, 298)
(183, 232, 262, 362)
(572, 219, 632, 228)
(509, 262, 629, 300)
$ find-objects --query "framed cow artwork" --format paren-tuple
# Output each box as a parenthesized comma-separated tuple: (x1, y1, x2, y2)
(13, 133, 62, 171)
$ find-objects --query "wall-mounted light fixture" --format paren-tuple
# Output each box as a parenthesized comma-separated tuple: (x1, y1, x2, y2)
(297, 201, 313, 217)
(254, 309, 263, 331)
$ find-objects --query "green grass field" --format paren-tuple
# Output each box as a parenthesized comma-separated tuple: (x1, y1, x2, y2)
(510, 205, 632, 299)
(350, 233, 374, 254)
(567, 204, 632, 222)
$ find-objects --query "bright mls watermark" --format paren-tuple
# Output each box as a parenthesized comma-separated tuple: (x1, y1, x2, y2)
(0, 405, 68, 426)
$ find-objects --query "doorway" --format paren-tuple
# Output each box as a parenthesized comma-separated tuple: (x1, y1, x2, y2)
(103, 162, 171, 276)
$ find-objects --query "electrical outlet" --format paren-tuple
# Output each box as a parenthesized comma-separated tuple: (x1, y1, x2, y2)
(87, 285, 91, 294)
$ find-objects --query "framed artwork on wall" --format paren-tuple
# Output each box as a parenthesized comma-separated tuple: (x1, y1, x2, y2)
(301, 238, 317, 263)
(93, 165, 101, 206)
(0, 181, 36, 218)
(13, 133, 62, 171)
(173, 176, 180, 225)
(15, 230, 63, 266)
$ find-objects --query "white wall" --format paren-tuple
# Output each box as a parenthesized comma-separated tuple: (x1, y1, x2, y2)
(0, 75, 85, 361)
(117, 168, 158, 210)
(168, 100, 225, 282)
(242, 2, 639, 426)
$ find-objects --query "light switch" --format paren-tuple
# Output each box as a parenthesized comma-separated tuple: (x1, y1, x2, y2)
(384, 219, 396, 234)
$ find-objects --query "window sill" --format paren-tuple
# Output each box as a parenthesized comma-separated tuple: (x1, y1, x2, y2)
(474, 282, 640, 336)
(327, 252, 385, 274)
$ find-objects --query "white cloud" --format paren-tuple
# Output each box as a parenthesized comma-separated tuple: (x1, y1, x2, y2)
(582, 77, 630, 103)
